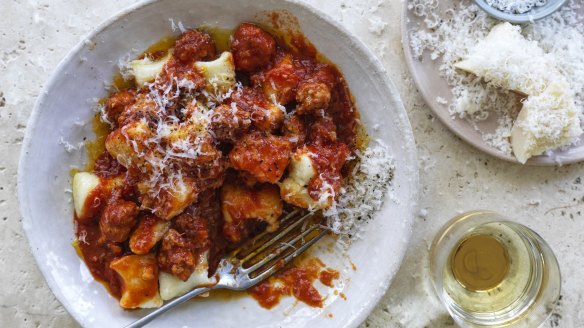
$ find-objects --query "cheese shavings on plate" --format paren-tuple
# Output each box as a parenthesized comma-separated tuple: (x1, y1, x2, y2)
(485, 0, 547, 14)
(454, 22, 582, 163)
(408, 0, 584, 164)
(324, 140, 395, 244)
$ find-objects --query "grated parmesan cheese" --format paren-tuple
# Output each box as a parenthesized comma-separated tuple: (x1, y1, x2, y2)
(408, 0, 584, 157)
(58, 136, 84, 153)
(323, 140, 395, 244)
(168, 18, 187, 33)
(102, 46, 290, 202)
(117, 50, 137, 82)
(435, 96, 448, 105)
(454, 22, 581, 162)
(485, 0, 547, 14)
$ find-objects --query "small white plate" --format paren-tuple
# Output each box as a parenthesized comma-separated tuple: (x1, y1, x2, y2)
(402, 0, 584, 165)
(19, 0, 418, 327)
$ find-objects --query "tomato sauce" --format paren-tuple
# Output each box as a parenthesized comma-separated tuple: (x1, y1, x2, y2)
(248, 258, 340, 309)
(319, 269, 340, 288)
(76, 223, 124, 298)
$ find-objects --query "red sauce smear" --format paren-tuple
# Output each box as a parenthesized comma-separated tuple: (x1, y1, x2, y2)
(319, 269, 340, 287)
(76, 223, 124, 298)
(249, 258, 340, 309)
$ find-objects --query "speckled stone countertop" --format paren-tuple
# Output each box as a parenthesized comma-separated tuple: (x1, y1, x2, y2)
(2, 0, 583, 327)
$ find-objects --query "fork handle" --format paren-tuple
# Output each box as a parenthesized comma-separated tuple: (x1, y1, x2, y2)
(124, 285, 215, 328)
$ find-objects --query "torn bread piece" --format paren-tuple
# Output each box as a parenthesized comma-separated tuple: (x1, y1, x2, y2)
(455, 22, 582, 163)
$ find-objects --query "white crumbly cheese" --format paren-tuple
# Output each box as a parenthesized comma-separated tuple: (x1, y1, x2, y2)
(168, 18, 187, 33)
(58, 136, 84, 153)
(117, 50, 137, 82)
(368, 15, 388, 36)
(454, 23, 562, 96)
(482, 116, 514, 155)
(409, 0, 584, 160)
(485, 0, 547, 14)
(323, 140, 395, 240)
(455, 22, 582, 163)
(435, 96, 448, 105)
(511, 81, 582, 163)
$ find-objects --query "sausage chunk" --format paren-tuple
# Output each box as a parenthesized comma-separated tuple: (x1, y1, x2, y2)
(94, 151, 126, 179)
(209, 104, 252, 142)
(157, 229, 197, 281)
(174, 30, 217, 64)
(254, 53, 301, 105)
(229, 131, 293, 184)
(231, 87, 285, 132)
(103, 90, 136, 127)
(116, 93, 158, 128)
(296, 82, 331, 116)
(231, 23, 276, 72)
(157, 192, 221, 280)
(100, 200, 139, 243)
(173, 206, 211, 250)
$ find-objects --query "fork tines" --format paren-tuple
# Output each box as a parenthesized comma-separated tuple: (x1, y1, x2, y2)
(231, 209, 327, 281)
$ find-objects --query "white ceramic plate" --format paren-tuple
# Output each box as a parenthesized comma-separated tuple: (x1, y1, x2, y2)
(402, 0, 584, 165)
(18, 0, 418, 327)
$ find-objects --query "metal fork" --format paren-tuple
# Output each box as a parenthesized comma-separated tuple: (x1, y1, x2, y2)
(125, 209, 327, 328)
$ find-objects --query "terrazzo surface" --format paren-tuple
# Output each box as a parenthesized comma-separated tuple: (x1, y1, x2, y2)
(2, 0, 583, 327)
